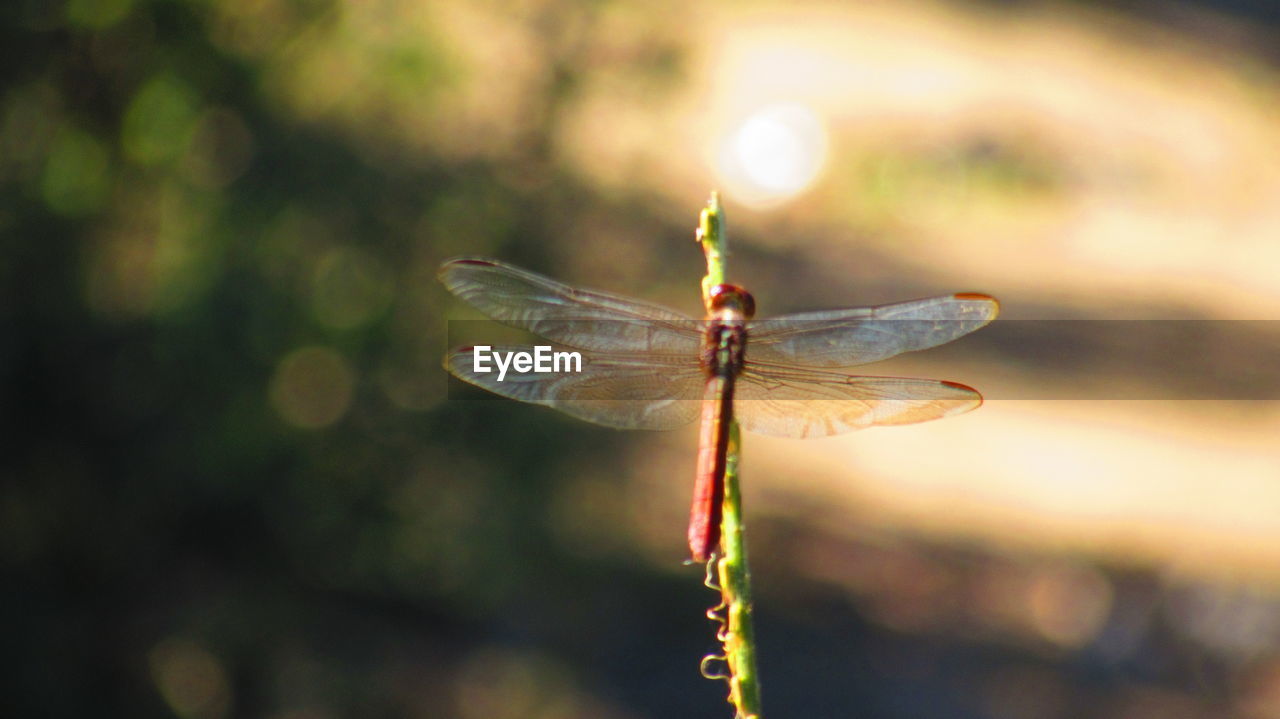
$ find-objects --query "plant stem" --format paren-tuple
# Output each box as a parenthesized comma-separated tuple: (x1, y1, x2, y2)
(697, 192, 763, 719)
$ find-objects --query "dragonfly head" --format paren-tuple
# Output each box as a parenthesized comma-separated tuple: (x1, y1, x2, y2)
(708, 284, 756, 319)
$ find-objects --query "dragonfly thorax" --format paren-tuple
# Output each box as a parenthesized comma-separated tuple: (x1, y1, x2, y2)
(702, 284, 753, 378)
(701, 319, 748, 378)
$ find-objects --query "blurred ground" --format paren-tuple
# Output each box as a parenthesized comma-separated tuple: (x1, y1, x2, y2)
(4, 0, 1280, 718)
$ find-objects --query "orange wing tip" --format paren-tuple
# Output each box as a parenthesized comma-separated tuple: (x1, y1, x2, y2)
(437, 257, 497, 280)
(941, 379, 984, 409)
(954, 292, 1001, 316)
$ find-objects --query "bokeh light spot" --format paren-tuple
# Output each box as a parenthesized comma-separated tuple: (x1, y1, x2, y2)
(454, 647, 579, 719)
(84, 230, 157, 318)
(182, 107, 255, 188)
(269, 346, 355, 429)
(123, 75, 200, 166)
(65, 0, 133, 28)
(41, 126, 110, 215)
(310, 246, 395, 330)
(148, 638, 231, 719)
(1027, 565, 1114, 648)
(718, 103, 828, 208)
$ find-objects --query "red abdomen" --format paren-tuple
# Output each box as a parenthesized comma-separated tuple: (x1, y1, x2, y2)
(689, 375, 734, 561)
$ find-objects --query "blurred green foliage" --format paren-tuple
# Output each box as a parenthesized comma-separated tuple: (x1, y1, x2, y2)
(1, 1, 716, 716)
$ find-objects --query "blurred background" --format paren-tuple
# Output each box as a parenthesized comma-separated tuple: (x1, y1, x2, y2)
(5, 0, 1280, 717)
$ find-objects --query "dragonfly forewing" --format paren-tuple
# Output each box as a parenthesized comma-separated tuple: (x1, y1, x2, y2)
(746, 294, 999, 368)
(440, 258, 703, 355)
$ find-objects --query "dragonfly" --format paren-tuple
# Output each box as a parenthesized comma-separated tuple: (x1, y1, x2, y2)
(440, 258, 999, 562)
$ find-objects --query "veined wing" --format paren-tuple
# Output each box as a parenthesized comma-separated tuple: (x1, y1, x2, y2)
(747, 294, 999, 368)
(446, 345, 703, 430)
(440, 258, 702, 355)
(735, 364, 982, 438)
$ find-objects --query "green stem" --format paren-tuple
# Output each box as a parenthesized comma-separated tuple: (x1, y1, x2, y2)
(697, 192, 763, 719)
(698, 194, 727, 296)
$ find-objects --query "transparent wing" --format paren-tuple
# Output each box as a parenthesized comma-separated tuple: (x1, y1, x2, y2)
(747, 294, 999, 368)
(447, 345, 704, 430)
(440, 257, 702, 355)
(735, 364, 983, 438)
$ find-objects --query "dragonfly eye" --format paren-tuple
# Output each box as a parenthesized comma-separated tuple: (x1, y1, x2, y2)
(708, 284, 756, 319)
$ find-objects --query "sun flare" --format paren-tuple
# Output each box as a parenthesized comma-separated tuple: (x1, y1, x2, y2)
(717, 103, 828, 208)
